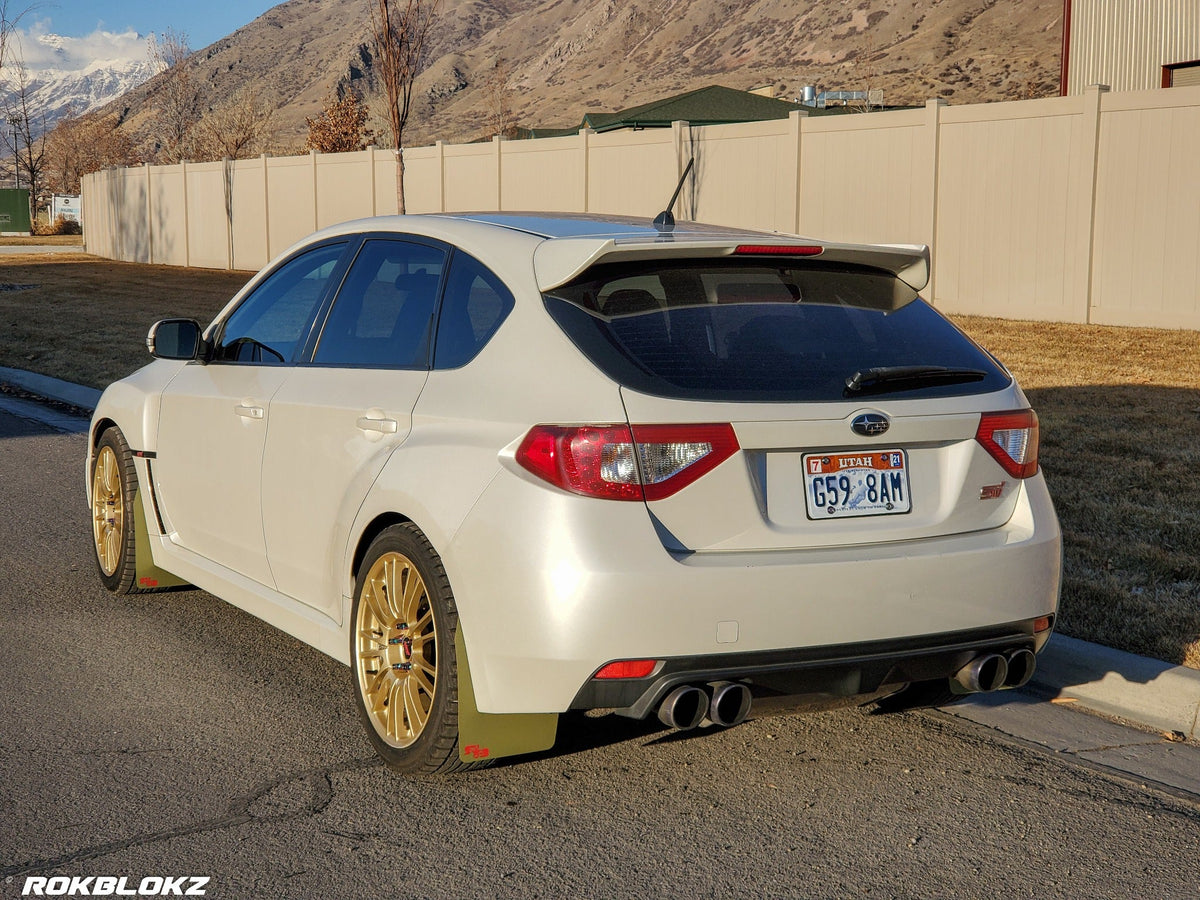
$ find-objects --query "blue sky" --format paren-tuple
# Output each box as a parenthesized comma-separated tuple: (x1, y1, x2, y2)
(8, 0, 282, 71)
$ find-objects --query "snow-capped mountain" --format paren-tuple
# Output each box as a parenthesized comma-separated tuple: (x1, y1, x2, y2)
(2, 58, 156, 134)
(2, 30, 156, 135)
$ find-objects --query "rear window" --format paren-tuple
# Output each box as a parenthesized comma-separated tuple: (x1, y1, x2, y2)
(544, 260, 1011, 402)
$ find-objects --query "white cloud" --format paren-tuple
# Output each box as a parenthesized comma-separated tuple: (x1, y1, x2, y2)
(7, 19, 149, 75)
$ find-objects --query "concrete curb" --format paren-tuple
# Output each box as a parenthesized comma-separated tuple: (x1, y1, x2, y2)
(3, 369, 1198, 742)
(0, 366, 102, 410)
(1032, 634, 1200, 740)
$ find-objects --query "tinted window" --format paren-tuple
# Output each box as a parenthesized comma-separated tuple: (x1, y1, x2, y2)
(313, 240, 446, 368)
(213, 243, 346, 364)
(433, 252, 514, 369)
(545, 260, 1010, 402)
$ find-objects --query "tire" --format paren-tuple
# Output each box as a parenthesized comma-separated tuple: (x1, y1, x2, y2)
(350, 523, 484, 774)
(91, 427, 142, 594)
(871, 679, 964, 715)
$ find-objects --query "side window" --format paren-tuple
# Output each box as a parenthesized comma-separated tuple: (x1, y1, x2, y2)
(313, 239, 447, 368)
(433, 252, 515, 369)
(213, 243, 346, 364)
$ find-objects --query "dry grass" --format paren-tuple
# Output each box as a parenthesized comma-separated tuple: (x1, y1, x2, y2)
(0, 253, 1196, 668)
(953, 316, 1200, 669)
(0, 254, 251, 388)
(0, 235, 85, 246)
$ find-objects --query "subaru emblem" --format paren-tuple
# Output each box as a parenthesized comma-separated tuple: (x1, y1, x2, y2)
(851, 413, 890, 437)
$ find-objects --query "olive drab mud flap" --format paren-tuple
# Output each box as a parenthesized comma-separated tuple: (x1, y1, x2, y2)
(455, 626, 557, 763)
(133, 490, 189, 590)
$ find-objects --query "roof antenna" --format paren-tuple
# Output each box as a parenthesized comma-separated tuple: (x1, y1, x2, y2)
(654, 156, 695, 234)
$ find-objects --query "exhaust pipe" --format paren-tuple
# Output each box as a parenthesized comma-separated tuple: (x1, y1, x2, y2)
(1003, 648, 1037, 688)
(657, 685, 708, 730)
(708, 681, 752, 728)
(953, 653, 1008, 694)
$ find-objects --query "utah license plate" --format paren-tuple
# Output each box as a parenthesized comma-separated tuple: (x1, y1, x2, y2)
(803, 450, 911, 519)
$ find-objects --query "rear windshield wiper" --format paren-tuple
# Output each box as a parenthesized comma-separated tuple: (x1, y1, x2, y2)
(844, 365, 988, 396)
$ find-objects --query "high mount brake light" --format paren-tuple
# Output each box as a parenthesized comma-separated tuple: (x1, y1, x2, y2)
(976, 410, 1039, 479)
(516, 424, 740, 501)
(734, 244, 824, 256)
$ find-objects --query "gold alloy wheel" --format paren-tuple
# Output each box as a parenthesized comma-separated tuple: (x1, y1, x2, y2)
(355, 552, 438, 748)
(91, 445, 124, 577)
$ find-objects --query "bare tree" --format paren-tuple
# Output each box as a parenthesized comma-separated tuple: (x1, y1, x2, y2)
(2, 60, 48, 213)
(190, 88, 275, 161)
(369, 0, 440, 213)
(0, 0, 33, 72)
(482, 57, 515, 139)
(147, 29, 200, 162)
(44, 107, 140, 194)
(1, 0, 32, 187)
(305, 89, 374, 153)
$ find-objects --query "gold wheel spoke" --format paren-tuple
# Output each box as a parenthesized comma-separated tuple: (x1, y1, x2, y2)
(403, 676, 429, 733)
(410, 664, 435, 698)
(362, 579, 392, 629)
(401, 566, 425, 624)
(383, 557, 405, 620)
(387, 677, 408, 740)
(358, 628, 386, 649)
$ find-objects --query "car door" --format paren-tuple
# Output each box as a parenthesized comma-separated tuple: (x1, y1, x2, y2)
(153, 241, 349, 586)
(260, 237, 447, 620)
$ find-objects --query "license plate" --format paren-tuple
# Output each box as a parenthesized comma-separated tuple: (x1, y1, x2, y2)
(802, 450, 911, 519)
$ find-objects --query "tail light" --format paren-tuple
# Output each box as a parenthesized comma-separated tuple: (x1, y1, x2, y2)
(516, 424, 739, 501)
(976, 410, 1039, 479)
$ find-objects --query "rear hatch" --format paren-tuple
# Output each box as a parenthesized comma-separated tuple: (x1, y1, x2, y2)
(539, 242, 1038, 552)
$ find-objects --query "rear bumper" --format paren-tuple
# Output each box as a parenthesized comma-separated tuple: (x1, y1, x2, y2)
(569, 617, 1052, 718)
(445, 468, 1061, 715)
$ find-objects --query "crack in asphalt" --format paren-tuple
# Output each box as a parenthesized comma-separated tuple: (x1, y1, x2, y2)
(0, 756, 382, 878)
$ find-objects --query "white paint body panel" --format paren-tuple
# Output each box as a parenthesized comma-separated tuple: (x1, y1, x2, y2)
(87, 213, 1061, 717)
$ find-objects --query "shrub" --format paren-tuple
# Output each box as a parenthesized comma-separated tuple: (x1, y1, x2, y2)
(31, 215, 82, 236)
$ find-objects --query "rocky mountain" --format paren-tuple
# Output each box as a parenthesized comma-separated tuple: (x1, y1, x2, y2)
(107, 0, 1064, 153)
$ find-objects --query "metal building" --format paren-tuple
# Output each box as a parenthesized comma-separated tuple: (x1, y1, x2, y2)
(1062, 0, 1200, 94)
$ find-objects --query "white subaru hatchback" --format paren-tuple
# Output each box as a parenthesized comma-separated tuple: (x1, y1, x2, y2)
(87, 213, 1061, 773)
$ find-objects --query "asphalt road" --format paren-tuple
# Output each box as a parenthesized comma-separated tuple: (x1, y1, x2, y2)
(2, 409, 1199, 900)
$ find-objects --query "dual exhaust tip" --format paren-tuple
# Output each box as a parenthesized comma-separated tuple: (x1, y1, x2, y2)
(656, 648, 1035, 729)
(953, 648, 1037, 694)
(657, 681, 752, 731)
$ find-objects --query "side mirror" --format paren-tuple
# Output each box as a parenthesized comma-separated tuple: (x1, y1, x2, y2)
(147, 319, 203, 360)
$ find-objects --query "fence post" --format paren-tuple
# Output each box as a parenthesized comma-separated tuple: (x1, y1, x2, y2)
(144, 163, 153, 265)
(924, 99, 947, 305)
(181, 160, 190, 268)
(368, 145, 378, 217)
(790, 109, 806, 235)
(223, 157, 234, 271)
(580, 128, 592, 213)
(493, 135, 503, 211)
(1077, 83, 1109, 324)
(435, 141, 446, 212)
(262, 154, 271, 265)
(311, 150, 320, 231)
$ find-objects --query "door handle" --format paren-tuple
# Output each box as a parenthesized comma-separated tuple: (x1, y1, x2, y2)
(235, 404, 265, 419)
(357, 416, 399, 434)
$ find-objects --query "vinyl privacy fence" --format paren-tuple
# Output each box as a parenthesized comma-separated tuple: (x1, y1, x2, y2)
(82, 84, 1200, 329)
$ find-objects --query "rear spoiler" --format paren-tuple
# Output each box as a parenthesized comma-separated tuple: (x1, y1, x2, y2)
(533, 235, 930, 294)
